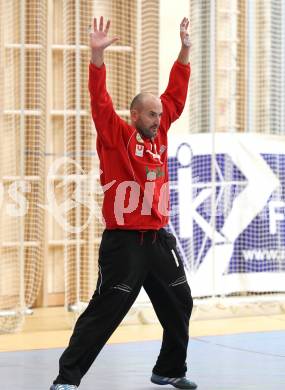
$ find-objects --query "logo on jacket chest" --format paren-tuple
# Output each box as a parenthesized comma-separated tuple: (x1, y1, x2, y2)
(146, 166, 165, 181)
(135, 144, 144, 157)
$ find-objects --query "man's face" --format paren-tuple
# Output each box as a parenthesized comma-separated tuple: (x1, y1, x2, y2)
(131, 97, 163, 139)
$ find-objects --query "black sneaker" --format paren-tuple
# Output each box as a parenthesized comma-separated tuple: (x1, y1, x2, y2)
(151, 373, 197, 389)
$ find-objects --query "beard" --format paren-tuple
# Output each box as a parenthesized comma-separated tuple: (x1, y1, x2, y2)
(136, 123, 158, 139)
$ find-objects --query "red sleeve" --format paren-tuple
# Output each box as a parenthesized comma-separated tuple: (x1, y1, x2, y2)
(89, 63, 126, 147)
(160, 61, 191, 132)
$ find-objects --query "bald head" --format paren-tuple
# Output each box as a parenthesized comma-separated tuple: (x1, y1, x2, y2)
(130, 92, 159, 111)
(130, 92, 163, 139)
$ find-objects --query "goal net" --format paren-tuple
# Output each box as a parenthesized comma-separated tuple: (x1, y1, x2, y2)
(1, 0, 285, 333)
(0, 0, 46, 332)
(183, 0, 285, 319)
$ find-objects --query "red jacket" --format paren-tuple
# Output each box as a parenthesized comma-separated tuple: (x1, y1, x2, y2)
(89, 60, 190, 230)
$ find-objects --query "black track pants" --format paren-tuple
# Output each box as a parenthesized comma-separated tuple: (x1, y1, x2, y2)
(54, 228, 193, 386)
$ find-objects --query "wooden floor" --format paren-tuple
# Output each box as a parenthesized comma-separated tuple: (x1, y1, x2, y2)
(1, 306, 285, 352)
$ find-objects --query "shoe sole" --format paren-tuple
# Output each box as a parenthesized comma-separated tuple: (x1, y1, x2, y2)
(151, 377, 169, 385)
(151, 377, 197, 389)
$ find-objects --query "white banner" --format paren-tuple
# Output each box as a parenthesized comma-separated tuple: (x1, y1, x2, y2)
(167, 133, 285, 297)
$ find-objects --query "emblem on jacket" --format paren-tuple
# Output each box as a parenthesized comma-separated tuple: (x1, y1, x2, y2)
(135, 144, 144, 157)
(146, 166, 164, 181)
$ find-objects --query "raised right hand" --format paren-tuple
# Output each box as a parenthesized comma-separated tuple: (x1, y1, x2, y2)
(89, 16, 119, 51)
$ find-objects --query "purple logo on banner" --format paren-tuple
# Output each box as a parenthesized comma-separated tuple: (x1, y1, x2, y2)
(167, 151, 285, 274)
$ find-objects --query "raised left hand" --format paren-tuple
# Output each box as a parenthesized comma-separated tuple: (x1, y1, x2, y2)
(180, 17, 191, 48)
